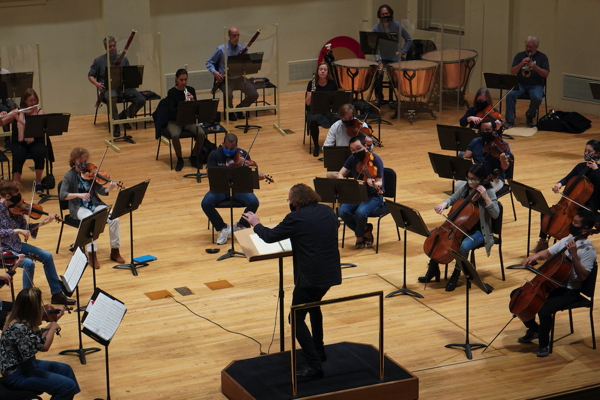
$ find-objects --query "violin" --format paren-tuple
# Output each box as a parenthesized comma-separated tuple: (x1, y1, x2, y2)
(509, 224, 600, 322)
(541, 154, 600, 240)
(356, 151, 383, 195)
(423, 171, 498, 264)
(42, 304, 72, 322)
(475, 105, 502, 121)
(81, 163, 125, 189)
(346, 118, 382, 147)
(225, 149, 274, 184)
(483, 133, 513, 162)
(8, 199, 63, 223)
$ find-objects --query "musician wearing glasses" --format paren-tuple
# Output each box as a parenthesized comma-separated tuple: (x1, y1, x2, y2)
(372, 4, 412, 105)
(505, 36, 550, 128)
(206, 27, 258, 122)
(88, 35, 146, 138)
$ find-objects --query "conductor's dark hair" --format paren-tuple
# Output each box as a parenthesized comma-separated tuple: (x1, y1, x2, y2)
(289, 183, 321, 208)
(377, 4, 394, 18)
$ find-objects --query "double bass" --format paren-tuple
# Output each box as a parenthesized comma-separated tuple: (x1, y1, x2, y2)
(541, 154, 599, 240)
(509, 224, 600, 322)
(423, 171, 498, 264)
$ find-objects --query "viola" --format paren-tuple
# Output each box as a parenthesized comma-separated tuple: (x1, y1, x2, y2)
(225, 149, 274, 184)
(42, 304, 72, 322)
(8, 200, 63, 223)
(483, 134, 513, 162)
(356, 151, 383, 195)
(423, 171, 498, 264)
(509, 224, 600, 322)
(81, 163, 125, 189)
(541, 155, 600, 240)
(345, 118, 382, 147)
(475, 105, 502, 120)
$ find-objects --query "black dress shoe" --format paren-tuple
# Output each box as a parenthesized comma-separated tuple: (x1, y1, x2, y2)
(236, 111, 245, 120)
(313, 147, 320, 157)
(418, 260, 440, 283)
(445, 268, 461, 292)
(123, 122, 133, 130)
(228, 112, 237, 121)
(112, 127, 121, 137)
(51, 292, 76, 306)
(175, 157, 184, 172)
(297, 366, 324, 379)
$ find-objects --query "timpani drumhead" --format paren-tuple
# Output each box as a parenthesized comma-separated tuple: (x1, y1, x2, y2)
(422, 49, 478, 90)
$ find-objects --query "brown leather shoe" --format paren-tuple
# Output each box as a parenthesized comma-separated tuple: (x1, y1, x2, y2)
(51, 292, 76, 306)
(530, 238, 548, 254)
(110, 248, 125, 264)
(89, 252, 100, 269)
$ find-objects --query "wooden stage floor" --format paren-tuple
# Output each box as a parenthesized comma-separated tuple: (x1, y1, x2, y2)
(8, 93, 600, 399)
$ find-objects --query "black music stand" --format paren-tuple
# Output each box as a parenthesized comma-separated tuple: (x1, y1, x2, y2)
(0, 72, 34, 99)
(176, 99, 219, 182)
(507, 180, 552, 264)
(313, 177, 368, 270)
(384, 200, 427, 299)
(483, 73, 518, 115)
(359, 31, 398, 55)
(24, 113, 70, 203)
(227, 53, 263, 133)
(58, 247, 100, 365)
(323, 146, 351, 173)
(436, 124, 478, 157)
(109, 65, 144, 144)
(445, 249, 493, 360)
(73, 206, 109, 289)
(81, 287, 126, 400)
(208, 166, 258, 261)
(111, 180, 150, 276)
(428, 152, 473, 195)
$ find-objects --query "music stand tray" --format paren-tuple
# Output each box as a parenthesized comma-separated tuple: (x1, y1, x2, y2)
(436, 124, 478, 156)
(0, 72, 34, 99)
(323, 146, 351, 172)
(109, 65, 144, 145)
(359, 31, 398, 55)
(74, 207, 109, 289)
(385, 200, 428, 299)
(228, 53, 264, 133)
(111, 180, 150, 276)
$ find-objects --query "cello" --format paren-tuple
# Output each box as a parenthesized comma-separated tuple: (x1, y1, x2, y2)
(509, 223, 600, 322)
(423, 171, 498, 264)
(541, 153, 599, 240)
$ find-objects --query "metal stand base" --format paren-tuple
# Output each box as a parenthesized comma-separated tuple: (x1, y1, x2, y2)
(217, 248, 245, 261)
(113, 261, 148, 277)
(113, 134, 136, 144)
(445, 342, 486, 360)
(235, 111, 261, 133)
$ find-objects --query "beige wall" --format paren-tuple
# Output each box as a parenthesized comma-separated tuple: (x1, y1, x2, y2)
(0, 0, 597, 115)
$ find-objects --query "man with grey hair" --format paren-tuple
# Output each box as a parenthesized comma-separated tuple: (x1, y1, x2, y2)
(88, 35, 146, 137)
(505, 35, 550, 128)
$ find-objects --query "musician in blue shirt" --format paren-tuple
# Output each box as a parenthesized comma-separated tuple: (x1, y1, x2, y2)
(206, 27, 258, 122)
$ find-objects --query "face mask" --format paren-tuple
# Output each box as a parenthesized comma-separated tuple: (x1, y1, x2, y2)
(76, 162, 88, 171)
(222, 148, 236, 158)
(569, 224, 583, 237)
(354, 150, 366, 160)
(475, 99, 489, 110)
(480, 131, 495, 143)
(584, 152, 599, 162)
(342, 119, 355, 127)
(466, 178, 480, 188)
(8, 193, 21, 205)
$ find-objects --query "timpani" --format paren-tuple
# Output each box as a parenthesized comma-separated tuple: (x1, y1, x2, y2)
(422, 49, 478, 106)
(387, 60, 438, 123)
(333, 58, 377, 100)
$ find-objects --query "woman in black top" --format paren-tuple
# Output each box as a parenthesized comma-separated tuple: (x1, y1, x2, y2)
(306, 62, 339, 156)
(166, 69, 206, 171)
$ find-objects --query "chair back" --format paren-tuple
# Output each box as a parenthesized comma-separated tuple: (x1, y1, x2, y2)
(383, 167, 397, 201)
(580, 261, 598, 299)
(57, 181, 69, 213)
(491, 201, 503, 236)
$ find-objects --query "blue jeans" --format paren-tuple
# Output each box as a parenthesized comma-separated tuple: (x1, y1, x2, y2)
(338, 195, 384, 238)
(19, 243, 62, 295)
(4, 358, 80, 400)
(201, 191, 259, 231)
(459, 230, 484, 258)
(505, 83, 544, 123)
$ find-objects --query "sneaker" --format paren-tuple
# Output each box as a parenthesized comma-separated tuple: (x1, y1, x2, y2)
(518, 329, 539, 343)
(537, 346, 550, 357)
(530, 238, 548, 254)
(217, 225, 231, 245)
(233, 224, 246, 232)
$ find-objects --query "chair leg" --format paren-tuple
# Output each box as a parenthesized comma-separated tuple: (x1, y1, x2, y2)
(550, 313, 556, 353)
(590, 307, 596, 349)
(375, 217, 382, 254)
(56, 222, 65, 254)
(341, 220, 346, 249)
(156, 139, 161, 161)
(569, 309, 574, 333)
(498, 242, 505, 281)
(510, 191, 517, 221)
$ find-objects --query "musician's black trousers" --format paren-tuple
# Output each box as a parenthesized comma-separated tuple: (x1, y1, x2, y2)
(513, 287, 580, 349)
(292, 286, 330, 369)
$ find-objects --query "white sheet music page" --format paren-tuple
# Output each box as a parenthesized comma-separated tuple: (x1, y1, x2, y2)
(62, 247, 87, 293)
(82, 292, 126, 342)
(250, 233, 292, 255)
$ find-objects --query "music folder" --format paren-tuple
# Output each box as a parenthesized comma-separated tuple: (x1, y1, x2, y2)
(82, 288, 126, 346)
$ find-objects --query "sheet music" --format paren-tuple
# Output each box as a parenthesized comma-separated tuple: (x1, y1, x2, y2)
(250, 234, 292, 255)
(82, 292, 126, 342)
(62, 247, 87, 293)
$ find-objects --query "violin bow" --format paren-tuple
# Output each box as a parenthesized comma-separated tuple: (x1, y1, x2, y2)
(87, 146, 109, 195)
(24, 182, 36, 243)
(480, 88, 516, 121)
